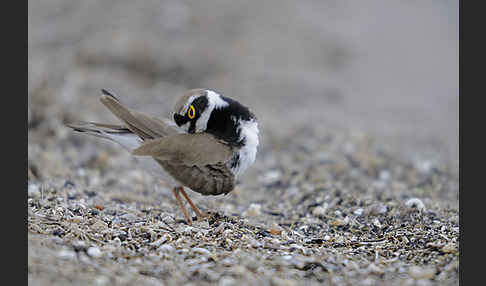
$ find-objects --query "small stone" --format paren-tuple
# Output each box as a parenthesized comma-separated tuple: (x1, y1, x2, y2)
(405, 198, 426, 211)
(230, 265, 247, 276)
(312, 206, 327, 218)
(94, 276, 110, 285)
(409, 266, 436, 280)
(111, 237, 122, 247)
(159, 244, 175, 253)
(330, 218, 347, 227)
(415, 159, 434, 174)
(151, 234, 171, 248)
(162, 215, 175, 224)
(120, 213, 138, 221)
(260, 170, 281, 185)
(193, 247, 211, 256)
(28, 184, 41, 198)
(222, 229, 233, 238)
(269, 222, 282, 235)
(57, 249, 76, 259)
(367, 263, 384, 275)
(183, 226, 195, 235)
(90, 220, 107, 232)
(370, 203, 388, 215)
(289, 244, 303, 251)
(70, 216, 83, 223)
(243, 204, 261, 217)
(372, 218, 382, 228)
(379, 170, 391, 181)
(281, 230, 290, 240)
(270, 276, 296, 286)
(353, 208, 364, 216)
(72, 240, 87, 250)
(219, 277, 235, 286)
(441, 243, 457, 253)
(334, 236, 345, 244)
(361, 277, 376, 286)
(87, 246, 102, 258)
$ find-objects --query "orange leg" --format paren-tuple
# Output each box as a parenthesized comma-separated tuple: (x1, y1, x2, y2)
(172, 187, 192, 225)
(178, 186, 207, 219)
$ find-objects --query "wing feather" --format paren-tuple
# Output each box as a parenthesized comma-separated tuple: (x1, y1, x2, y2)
(132, 133, 233, 166)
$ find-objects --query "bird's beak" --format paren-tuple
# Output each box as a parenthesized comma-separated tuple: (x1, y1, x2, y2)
(174, 113, 188, 126)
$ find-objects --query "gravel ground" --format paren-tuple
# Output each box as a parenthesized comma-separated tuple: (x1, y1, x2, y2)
(28, 1, 458, 285)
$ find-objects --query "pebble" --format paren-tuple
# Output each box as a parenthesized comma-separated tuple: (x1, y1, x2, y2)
(269, 222, 282, 235)
(28, 184, 41, 198)
(330, 218, 347, 227)
(120, 213, 138, 222)
(221, 266, 241, 279)
(193, 247, 211, 256)
(159, 244, 175, 253)
(379, 170, 391, 181)
(415, 159, 434, 174)
(441, 243, 457, 253)
(150, 236, 168, 248)
(281, 230, 290, 240)
(70, 216, 84, 224)
(57, 249, 76, 260)
(87, 246, 102, 258)
(372, 218, 382, 228)
(90, 220, 107, 232)
(361, 277, 376, 286)
(367, 263, 384, 275)
(312, 206, 327, 218)
(183, 226, 198, 236)
(409, 266, 436, 280)
(353, 208, 364, 216)
(405, 198, 426, 211)
(222, 229, 233, 238)
(270, 277, 296, 286)
(372, 204, 388, 215)
(162, 215, 175, 224)
(94, 275, 110, 285)
(243, 204, 262, 217)
(111, 237, 122, 247)
(260, 170, 282, 185)
(219, 277, 236, 286)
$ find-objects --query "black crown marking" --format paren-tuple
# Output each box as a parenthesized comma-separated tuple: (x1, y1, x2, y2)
(205, 96, 255, 147)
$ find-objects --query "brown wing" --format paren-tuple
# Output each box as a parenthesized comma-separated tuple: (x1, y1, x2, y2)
(132, 133, 234, 166)
(99, 89, 179, 139)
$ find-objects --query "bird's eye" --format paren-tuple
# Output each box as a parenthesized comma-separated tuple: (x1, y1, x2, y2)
(188, 105, 196, 119)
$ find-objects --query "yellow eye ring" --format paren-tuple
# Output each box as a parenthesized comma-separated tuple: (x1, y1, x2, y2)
(188, 105, 196, 119)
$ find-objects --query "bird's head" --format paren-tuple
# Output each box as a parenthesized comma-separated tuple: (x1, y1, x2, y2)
(173, 89, 257, 146)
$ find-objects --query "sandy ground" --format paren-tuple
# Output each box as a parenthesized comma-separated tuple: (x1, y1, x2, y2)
(28, 1, 458, 285)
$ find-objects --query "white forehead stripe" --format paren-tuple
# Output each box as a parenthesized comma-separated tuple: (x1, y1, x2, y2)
(182, 95, 197, 114)
(206, 90, 229, 109)
(195, 90, 229, 132)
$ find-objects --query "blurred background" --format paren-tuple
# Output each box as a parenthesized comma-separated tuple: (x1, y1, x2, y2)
(28, 0, 458, 174)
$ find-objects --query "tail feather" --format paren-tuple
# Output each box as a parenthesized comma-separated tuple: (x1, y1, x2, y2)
(67, 89, 182, 150)
(66, 122, 143, 151)
(100, 90, 178, 139)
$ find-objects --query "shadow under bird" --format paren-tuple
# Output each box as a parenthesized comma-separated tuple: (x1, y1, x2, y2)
(67, 89, 259, 225)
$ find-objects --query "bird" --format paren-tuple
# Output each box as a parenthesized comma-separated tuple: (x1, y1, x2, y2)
(67, 88, 259, 225)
